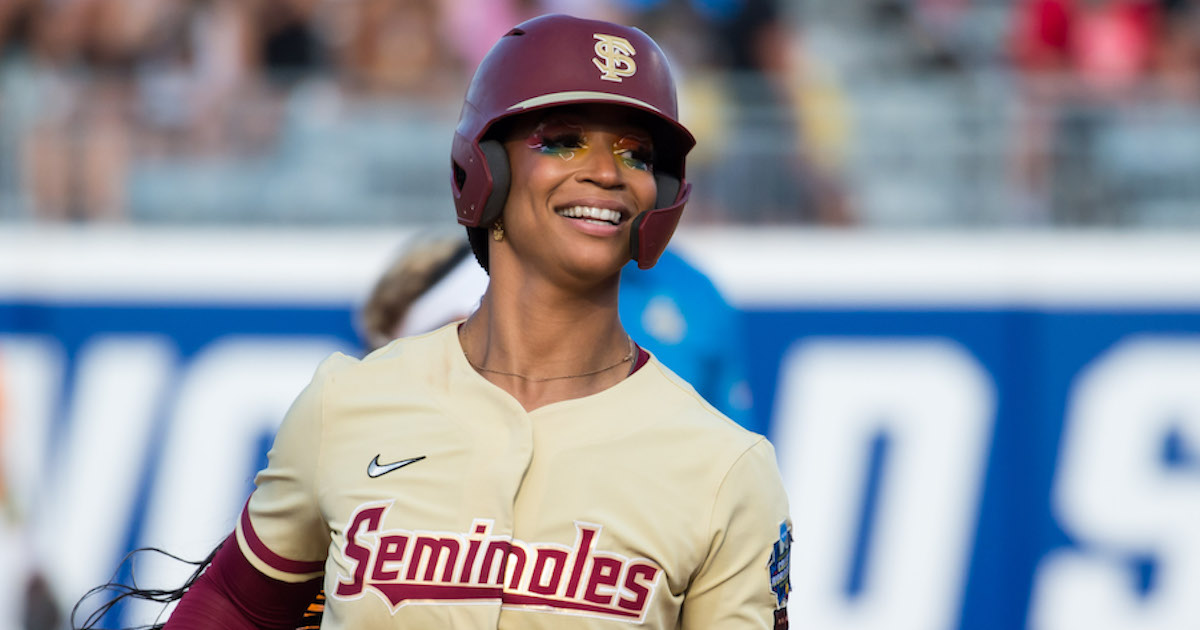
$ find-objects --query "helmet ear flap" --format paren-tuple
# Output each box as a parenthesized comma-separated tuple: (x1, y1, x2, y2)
(654, 172, 681, 210)
(465, 139, 511, 274)
(477, 139, 510, 227)
(631, 175, 689, 270)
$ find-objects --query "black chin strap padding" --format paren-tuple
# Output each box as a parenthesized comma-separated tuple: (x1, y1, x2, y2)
(478, 139, 511, 226)
(654, 172, 681, 209)
(628, 211, 646, 263)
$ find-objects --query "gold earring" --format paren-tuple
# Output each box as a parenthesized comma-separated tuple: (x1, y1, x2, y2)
(492, 219, 504, 242)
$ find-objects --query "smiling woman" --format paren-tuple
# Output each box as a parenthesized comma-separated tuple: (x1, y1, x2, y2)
(480, 106, 662, 322)
(76, 13, 792, 630)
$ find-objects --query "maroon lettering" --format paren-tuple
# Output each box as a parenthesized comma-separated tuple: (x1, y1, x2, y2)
(330, 509, 661, 621)
(334, 505, 386, 597)
(456, 521, 493, 583)
(565, 526, 596, 598)
(405, 536, 461, 582)
(583, 556, 622, 605)
(458, 537, 482, 583)
(529, 548, 569, 596)
(506, 545, 528, 590)
(370, 534, 409, 581)
(478, 540, 509, 586)
(617, 562, 660, 611)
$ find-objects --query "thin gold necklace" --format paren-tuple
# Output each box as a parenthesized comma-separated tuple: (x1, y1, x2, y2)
(465, 337, 635, 382)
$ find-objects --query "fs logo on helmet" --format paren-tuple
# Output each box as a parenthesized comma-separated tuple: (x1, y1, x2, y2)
(593, 33, 636, 82)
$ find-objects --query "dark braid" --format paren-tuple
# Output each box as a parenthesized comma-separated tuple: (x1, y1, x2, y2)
(71, 544, 220, 630)
(71, 543, 327, 630)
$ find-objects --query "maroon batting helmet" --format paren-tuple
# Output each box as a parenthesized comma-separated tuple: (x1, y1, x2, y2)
(450, 13, 696, 271)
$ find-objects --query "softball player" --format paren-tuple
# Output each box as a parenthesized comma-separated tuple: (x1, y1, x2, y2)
(155, 14, 791, 629)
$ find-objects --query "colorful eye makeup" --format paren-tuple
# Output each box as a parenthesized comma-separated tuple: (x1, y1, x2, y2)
(527, 120, 587, 160)
(613, 134, 654, 172)
(525, 119, 655, 171)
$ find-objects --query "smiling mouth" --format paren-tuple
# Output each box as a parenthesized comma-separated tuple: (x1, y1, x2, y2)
(556, 205, 624, 226)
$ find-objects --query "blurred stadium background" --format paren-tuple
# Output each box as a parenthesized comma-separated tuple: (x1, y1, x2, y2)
(2, 0, 1200, 629)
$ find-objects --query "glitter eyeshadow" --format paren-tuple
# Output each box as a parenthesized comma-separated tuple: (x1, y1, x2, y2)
(525, 119, 655, 171)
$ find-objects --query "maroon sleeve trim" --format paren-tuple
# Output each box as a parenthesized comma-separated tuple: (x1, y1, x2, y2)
(165, 532, 322, 630)
(240, 502, 326, 575)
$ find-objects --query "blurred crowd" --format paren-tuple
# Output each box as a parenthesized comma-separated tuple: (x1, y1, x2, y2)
(0, 0, 497, 222)
(1007, 0, 1200, 223)
(1, 0, 1199, 227)
(0, 0, 852, 226)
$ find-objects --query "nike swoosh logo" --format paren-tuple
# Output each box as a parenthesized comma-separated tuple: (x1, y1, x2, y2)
(367, 455, 426, 478)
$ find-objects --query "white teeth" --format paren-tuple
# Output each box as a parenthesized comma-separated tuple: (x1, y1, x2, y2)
(557, 206, 621, 225)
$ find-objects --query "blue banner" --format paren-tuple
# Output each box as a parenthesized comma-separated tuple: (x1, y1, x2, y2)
(2, 230, 1199, 629)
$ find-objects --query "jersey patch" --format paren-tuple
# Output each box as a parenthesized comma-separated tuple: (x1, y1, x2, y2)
(768, 520, 792, 609)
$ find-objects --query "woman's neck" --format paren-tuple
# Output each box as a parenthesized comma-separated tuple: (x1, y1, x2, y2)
(459, 272, 632, 411)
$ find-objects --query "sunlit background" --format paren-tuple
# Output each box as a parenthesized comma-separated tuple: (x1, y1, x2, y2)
(2, 0, 1200, 629)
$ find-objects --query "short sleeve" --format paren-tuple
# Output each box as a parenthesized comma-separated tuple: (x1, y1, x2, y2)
(682, 438, 792, 629)
(236, 355, 348, 583)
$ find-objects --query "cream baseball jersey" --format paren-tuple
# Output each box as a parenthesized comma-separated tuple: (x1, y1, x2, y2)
(236, 323, 791, 628)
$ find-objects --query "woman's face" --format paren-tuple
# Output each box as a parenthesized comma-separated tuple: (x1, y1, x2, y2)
(498, 105, 658, 284)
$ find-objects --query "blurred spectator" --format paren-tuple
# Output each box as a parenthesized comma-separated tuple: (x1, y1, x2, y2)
(1009, 0, 1074, 222)
(1152, 0, 1200, 101)
(1009, 0, 1167, 223)
(0, 0, 33, 54)
(323, 0, 460, 97)
(442, 0, 535, 71)
(909, 0, 974, 72)
(1076, 0, 1161, 97)
(703, 0, 853, 225)
(19, 0, 180, 221)
(256, 0, 325, 86)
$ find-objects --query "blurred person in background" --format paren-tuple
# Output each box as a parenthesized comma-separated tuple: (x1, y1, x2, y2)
(17, 0, 174, 222)
(1153, 0, 1200, 102)
(323, 0, 460, 97)
(440, 0, 533, 75)
(0, 0, 33, 53)
(627, 0, 853, 225)
(708, 0, 852, 225)
(1008, 0, 1170, 223)
(8, 0, 257, 220)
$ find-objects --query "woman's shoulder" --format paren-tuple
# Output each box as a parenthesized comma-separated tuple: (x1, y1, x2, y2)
(363, 321, 459, 361)
(637, 355, 765, 449)
(317, 323, 461, 387)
